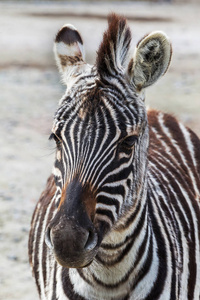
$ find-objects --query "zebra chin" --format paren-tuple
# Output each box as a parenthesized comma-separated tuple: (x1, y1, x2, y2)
(54, 251, 97, 269)
(45, 219, 100, 268)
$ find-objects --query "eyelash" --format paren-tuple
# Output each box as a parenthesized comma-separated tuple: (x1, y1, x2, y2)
(120, 135, 138, 149)
(49, 133, 62, 148)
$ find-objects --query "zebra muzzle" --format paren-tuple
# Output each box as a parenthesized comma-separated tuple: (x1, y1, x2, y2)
(45, 217, 98, 268)
(44, 178, 100, 268)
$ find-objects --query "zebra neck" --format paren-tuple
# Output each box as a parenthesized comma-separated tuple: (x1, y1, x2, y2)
(69, 191, 159, 299)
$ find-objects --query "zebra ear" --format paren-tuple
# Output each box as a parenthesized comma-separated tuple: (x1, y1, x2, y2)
(128, 31, 172, 90)
(96, 14, 131, 78)
(54, 24, 85, 82)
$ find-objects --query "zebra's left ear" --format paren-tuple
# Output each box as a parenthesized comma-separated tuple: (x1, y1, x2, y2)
(128, 31, 172, 90)
(54, 24, 85, 83)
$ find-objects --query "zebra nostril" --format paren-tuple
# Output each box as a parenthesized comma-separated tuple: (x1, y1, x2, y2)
(45, 227, 54, 249)
(84, 229, 98, 251)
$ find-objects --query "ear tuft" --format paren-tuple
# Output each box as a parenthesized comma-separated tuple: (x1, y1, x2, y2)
(54, 24, 85, 78)
(96, 13, 131, 78)
(129, 31, 172, 90)
(55, 25, 83, 46)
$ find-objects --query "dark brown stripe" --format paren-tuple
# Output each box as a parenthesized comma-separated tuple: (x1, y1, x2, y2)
(62, 269, 86, 300)
(97, 205, 147, 266)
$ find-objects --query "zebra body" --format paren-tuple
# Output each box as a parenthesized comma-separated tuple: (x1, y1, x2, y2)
(29, 14, 200, 300)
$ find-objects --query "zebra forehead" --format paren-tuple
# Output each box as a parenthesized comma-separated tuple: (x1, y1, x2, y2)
(54, 86, 146, 131)
(53, 107, 142, 138)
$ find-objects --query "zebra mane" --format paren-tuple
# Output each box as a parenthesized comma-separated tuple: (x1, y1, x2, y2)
(96, 14, 131, 78)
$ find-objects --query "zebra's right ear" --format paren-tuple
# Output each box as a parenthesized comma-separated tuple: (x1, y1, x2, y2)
(54, 24, 85, 83)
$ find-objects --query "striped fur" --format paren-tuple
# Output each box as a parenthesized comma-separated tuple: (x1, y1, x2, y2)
(29, 14, 200, 300)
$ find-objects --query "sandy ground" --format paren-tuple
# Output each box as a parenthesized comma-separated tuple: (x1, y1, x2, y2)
(0, 1, 200, 299)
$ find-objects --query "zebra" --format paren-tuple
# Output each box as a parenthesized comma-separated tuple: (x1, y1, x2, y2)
(29, 14, 200, 300)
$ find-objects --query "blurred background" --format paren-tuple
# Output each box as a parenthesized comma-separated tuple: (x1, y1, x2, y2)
(0, 1, 199, 299)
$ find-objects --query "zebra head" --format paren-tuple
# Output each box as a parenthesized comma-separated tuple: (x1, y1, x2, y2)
(45, 14, 172, 268)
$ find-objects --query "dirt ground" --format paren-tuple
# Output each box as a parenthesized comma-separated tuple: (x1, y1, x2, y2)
(0, 1, 200, 299)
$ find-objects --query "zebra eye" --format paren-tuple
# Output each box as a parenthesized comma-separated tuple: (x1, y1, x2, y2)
(120, 135, 138, 149)
(49, 133, 62, 147)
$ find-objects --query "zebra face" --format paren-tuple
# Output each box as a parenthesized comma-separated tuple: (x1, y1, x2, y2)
(45, 14, 172, 268)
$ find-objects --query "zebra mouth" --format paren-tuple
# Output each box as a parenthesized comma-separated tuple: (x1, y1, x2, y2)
(53, 241, 99, 269)
(54, 250, 97, 269)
